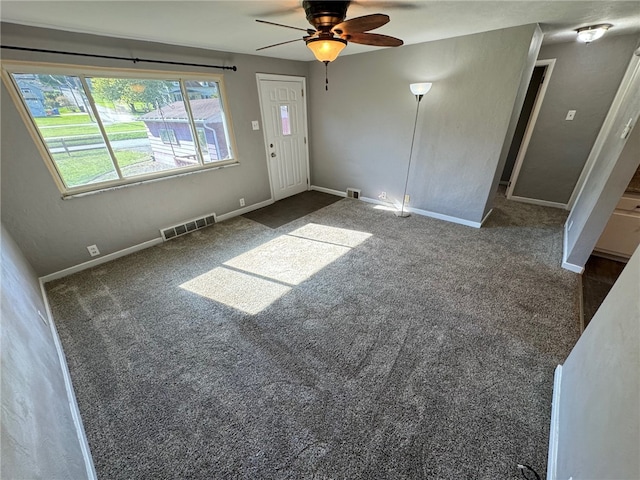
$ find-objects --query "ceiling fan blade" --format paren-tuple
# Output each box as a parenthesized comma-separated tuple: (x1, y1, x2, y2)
(344, 32, 403, 47)
(256, 37, 307, 52)
(256, 19, 315, 35)
(331, 13, 389, 35)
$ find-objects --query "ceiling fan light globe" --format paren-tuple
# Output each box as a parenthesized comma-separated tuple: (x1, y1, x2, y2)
(306, 37, 347, 62)
(410, 82, 432, 96)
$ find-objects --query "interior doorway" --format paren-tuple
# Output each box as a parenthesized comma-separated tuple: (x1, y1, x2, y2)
(504, 59, 556, 198)
(256, 74, 310, 202)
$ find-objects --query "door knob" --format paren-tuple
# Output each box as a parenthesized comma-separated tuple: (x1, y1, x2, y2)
(271, 152, 276, 157)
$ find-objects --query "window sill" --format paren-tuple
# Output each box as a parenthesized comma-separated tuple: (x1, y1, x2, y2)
(61, 161, 240, 199)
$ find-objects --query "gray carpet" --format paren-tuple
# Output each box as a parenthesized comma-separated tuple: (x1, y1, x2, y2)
(46, 192, 580, 479)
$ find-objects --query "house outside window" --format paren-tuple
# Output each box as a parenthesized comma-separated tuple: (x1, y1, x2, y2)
(1, 62, 238, 196)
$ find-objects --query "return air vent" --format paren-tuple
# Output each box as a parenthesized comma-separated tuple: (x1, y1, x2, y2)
(161, 212, 216, 241)
(346, 188, 361, 199)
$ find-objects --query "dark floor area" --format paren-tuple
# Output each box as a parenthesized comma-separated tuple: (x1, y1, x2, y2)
(242, 190, 342, 228)
(582, 255, 626, 329)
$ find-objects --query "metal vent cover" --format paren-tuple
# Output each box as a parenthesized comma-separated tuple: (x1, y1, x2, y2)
(161, 212, 217, 241)
(346, 188, 361, 199)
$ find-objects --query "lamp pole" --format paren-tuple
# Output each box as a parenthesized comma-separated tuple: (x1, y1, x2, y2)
(396, 82, 432, 218)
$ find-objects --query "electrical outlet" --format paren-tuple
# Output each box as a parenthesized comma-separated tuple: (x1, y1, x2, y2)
(87, 244, 100, 257)
(251, 120, 259, 130)
(379, 191, 387, 200)
(566, 110, 576, 121)
(404, 194, 410, 205)
(239, 198, 245, 207)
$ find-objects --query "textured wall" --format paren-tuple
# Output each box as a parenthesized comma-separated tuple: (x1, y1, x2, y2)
(307, 24, 540, 224)
(0, 23, 308, 275)
(0, 224, 90, 479)
(512, 34, 640, 204)
(555, 245, 640, 479)
(565, 54, 640, 269)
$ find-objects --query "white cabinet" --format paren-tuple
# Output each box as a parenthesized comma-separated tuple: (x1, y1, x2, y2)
(595, 193, 640, 259)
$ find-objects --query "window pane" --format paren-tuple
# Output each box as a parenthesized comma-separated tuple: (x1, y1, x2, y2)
(11, 73, 118, 188)
(280, 105, 291, 136)
(185, 81, 233, 163)
(86, 78, 200, 177)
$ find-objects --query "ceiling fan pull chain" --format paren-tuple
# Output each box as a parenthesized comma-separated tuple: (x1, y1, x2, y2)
(324, 61, 329, 91)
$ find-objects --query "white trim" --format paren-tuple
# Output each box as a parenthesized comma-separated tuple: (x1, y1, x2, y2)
(567, 53, 640, 210)
(480, 208, 494, 226)
(562, 226, 585, 273)
(310, 185, 346, 197)
(40, 199, 274, 283)
(256, 74, 310, 202)
(40, 237, 163, 283)
(360, 196, 391, 206)
(406, 206, 483, 228)
(509, 194, 568, 210)
(312, 186, 488, 227)
(38, 280, 97, 480)
(507, 59, 556, 199)
(561, 261, 584, 274)
(216, 198, 274, 222)
(546, 364, 563, 480)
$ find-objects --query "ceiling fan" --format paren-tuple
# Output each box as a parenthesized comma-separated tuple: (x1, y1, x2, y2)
(256, 0, 404, 64)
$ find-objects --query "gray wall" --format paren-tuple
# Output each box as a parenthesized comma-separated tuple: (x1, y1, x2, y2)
(565, 53, 640, 268)
(307, 24, 540, 224)
(1, 223, 90, 479)
(555, 245, 639, 479)
(512, 34, 640, 204)
(0, 23, 308, 276)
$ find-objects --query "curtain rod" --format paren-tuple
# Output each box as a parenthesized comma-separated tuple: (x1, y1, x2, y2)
(0, 45, 237, 71)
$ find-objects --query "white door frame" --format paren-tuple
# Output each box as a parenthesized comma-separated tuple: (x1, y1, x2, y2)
(256, 73, 310, 201)
(506, 58, 556, 200)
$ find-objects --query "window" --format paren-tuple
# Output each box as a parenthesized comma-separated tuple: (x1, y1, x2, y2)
(159, 129, 179, 145)
(2, 64, 237, 196)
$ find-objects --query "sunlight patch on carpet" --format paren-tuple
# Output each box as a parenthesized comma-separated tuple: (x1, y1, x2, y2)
(180, 223, 371, 314)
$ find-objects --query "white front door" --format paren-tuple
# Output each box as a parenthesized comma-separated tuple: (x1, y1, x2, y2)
(257, 76, 309, 201)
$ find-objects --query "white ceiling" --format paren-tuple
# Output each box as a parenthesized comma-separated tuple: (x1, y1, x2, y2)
(2, 1, 639, 62)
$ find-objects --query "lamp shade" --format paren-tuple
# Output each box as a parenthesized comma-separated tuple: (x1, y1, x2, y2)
(576, 24, 612, 43)
(410, 82, 432, 96)
(306, 37, 347, 63)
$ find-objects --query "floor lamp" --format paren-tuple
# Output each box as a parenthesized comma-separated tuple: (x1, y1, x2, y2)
(396, 82, 432, 217)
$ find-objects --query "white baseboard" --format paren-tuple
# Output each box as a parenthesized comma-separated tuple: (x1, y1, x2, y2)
(561, 261, 584, 274)
(38, 280, 97, 480)
(562, 226, 585, 274)
(360, 195, 392, 206)
(480, 208, 493, 226)
(316, 185, 485, 228)
(40, 199, 275, 283)
(310, 185, 346, 197)
(509, 195, 568, 210)
(547, 364, 563, 480)
(40, 237, 164, 283)
(407, 206, 483, 228)
(216, 198, 274, 222)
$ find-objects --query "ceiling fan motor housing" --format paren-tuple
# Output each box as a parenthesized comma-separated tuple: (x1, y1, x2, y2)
(303, 0, 350, 31)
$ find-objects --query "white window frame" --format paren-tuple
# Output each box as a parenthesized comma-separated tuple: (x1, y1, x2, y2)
(1, 60, 239, 197)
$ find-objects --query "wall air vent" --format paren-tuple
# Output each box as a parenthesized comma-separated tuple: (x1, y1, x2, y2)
(346, 188, 361, 199)
(161, 213, 216, 241)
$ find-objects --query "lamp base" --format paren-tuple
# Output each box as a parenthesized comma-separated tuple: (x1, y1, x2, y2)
(394, 210, 411, 217)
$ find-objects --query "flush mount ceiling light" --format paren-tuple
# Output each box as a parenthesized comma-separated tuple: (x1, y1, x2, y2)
(576, 24, 612, 44)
